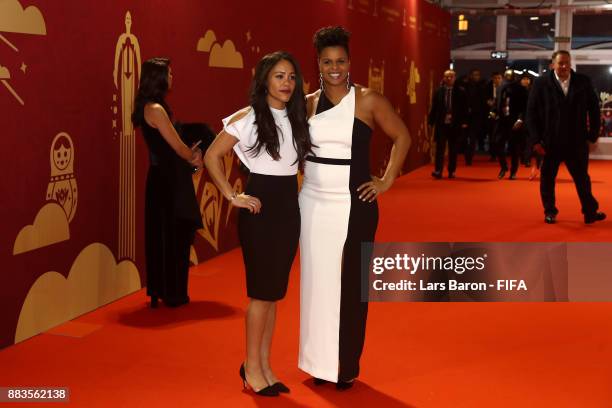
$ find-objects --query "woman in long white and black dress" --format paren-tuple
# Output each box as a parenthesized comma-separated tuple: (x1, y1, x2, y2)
(299, 27, 411, 389)
(205, 51, 312, 397)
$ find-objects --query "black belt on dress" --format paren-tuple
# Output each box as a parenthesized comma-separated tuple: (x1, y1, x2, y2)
(305, 156, 351, 165)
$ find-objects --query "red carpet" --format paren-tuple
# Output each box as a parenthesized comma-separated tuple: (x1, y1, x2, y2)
(1, 157, 611, 407)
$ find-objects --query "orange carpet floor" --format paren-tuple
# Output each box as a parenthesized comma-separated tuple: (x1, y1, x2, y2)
(1, 157, 612, 407)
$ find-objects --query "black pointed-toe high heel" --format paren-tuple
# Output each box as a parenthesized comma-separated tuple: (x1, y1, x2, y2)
(270, 382, 290, 393)
(150, 296, 158, 309)
(239, 364, 279, 397)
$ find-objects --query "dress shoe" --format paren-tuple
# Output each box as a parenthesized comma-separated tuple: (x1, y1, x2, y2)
(544, 214, 556, 224)
(448, 172, 456, 179)
(498, 169, 507, 179)
(509, 172, 517, 180)
(431, 171, 442, 179)
(150, 296, 159, 309)
(584, 212, 606, 224)
(239, 364, 279, 397)
(270, 382, 290, 393)
(336, 380, 355, 391)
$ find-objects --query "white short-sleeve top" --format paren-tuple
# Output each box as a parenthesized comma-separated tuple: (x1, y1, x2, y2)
(222, 106, 298, 176)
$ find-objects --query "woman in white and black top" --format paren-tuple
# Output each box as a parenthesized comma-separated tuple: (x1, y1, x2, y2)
(204, 51, 312, 397)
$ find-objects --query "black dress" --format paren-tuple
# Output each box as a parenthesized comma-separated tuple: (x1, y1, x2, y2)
(141, 121, 203, 306)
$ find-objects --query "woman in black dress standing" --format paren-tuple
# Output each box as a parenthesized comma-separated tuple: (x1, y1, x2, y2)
(132, 58, 203, 308)
(205, 51, 311, 397)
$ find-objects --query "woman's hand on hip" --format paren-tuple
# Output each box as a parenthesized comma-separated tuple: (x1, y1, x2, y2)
(231, 194, 262, 214)
(357, 176, 391, 202)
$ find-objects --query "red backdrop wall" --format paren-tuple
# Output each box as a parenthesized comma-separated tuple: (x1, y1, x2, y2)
(0, 0, 449, 349)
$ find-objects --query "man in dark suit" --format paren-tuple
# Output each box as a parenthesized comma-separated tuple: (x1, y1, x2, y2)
(526, 50, 605, 224)
(428, 70, 468, 179)
(464, 69, 487, 165)
(485, 72, 503, 161)
(493, 69, 529, 180)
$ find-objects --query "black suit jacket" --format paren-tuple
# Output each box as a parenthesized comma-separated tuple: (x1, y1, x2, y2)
(495, 80, 529, 125)
(428, 85, 468, 129)
(526, 70, 600, 149)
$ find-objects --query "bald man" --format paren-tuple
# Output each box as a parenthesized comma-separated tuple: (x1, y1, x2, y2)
(428, 70, 468, 179)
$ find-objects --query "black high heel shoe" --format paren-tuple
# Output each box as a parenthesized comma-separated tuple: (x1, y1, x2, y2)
(150, 296, 158, 309)
(270, 382, 290, 393)
(239, 364, 279, 397)
(336, 379, 355, 391)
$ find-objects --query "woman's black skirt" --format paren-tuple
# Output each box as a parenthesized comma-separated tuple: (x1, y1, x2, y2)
(238, 173, 300, 301)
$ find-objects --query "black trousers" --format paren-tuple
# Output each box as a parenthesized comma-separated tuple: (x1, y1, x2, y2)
(464, 116, 485, 164)
(434, 124, 459, 174)
(496, 122, 522, 174)
(540, 147, 599, 216)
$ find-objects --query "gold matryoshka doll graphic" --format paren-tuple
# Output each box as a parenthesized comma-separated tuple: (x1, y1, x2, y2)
(46, 132, 77, 222)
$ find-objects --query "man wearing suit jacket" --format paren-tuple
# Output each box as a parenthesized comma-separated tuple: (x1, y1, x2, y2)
(493, 69, 529, 180)
(428, 70, 468, 179)
(485, 72, 503, 161)
(526, 50, 605, 224)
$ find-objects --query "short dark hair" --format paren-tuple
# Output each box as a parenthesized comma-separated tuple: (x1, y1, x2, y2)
(313, 26, 351, 56)
(551, 50, 571, 61)
(491, 71, 501, 77)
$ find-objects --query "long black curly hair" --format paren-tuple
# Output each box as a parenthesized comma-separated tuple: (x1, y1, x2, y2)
(247, 51, 312, 165)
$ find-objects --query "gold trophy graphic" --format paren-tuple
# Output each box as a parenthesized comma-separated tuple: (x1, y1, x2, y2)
(113, 11, 141, 260)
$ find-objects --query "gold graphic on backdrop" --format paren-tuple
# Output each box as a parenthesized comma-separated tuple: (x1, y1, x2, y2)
(197, 151, 242, 251)
(20, 62, 26, 73)
(0, 0, 47, 105)
(0, 0, 46, 35)
(407, 61, 420, 104)
(113, 11, 141, 261)
(47, 132, 78, 222)
(196, 29, 216, 52)
(210, 41, 243, 68)
(0, 65, 23, 104)
(408, 15, 417, 30)
(13, 203, 70, 255)
(368, 59, 385, 94)
(14, 242, 141, 343)
(196, 29, 243, 69)
(13, 131, 78, 254)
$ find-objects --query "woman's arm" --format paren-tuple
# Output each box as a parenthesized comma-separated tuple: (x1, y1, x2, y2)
(358, 90, 411, 202)
(144, 103, 201, 166)
(204, 129, 262, 213)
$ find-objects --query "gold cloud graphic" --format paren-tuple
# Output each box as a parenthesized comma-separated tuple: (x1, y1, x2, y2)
(209, 40, 243, 69)
(14, 242, 141, 343)
(13, 202, 70, 255)
(0, 65, 10, 79)
(196, 29, 217, 52)
(0, 0, 46, 35)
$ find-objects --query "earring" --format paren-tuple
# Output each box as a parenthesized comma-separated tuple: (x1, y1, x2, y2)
(319, 73, 324, 91)
(346, 72, 351, 90)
